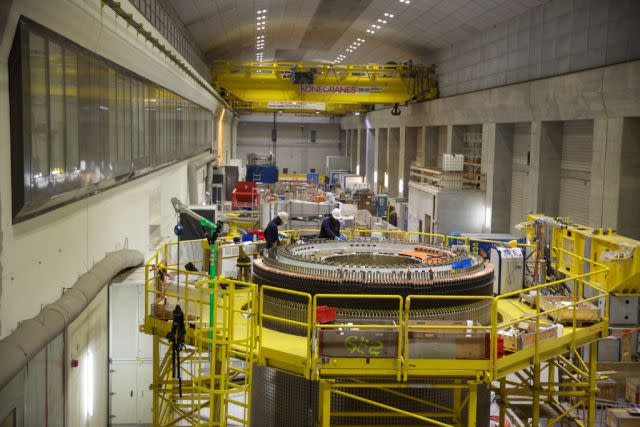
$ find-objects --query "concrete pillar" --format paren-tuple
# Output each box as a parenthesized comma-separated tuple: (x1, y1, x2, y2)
(424, 127, 439, 167)
(376, 128, 388, 193)
(482, 123, 514, 233)
(357, 128, 366, 176)
(387, 128, 400, 197)
(343, 129, 349, 158)
(401, 127, 419, 198)
(529, 121, 562, 216)
(366, 128, 375, 185)
(590, 118, 618, 228)
(350, 130, 358, 173)
(619, 118, 640, 239)
(446, 125, 465, 154)
(373, 129, 380, 191)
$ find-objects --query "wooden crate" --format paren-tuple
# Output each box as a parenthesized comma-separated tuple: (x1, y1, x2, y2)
(626, 377, 640, 404)
(607, 409, 640, 427)
(499, 321, 558, 352)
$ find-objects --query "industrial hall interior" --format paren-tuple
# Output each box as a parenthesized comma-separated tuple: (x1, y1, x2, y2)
(2, 0, 640, 426)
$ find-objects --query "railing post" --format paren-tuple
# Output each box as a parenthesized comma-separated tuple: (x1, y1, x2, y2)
(318, 379, 332, 427)
(532, 362, 541, 427)
(453, 380, 462, 425)
(587, 343, 597, 427)
(467, 382, 477, 427)
(499, 378, 506, 427)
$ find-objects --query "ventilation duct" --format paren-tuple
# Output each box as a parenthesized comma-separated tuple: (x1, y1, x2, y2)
(0, 249, 144, 389)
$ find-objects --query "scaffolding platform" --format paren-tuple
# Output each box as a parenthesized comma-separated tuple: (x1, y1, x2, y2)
(140, 226, 624, 427)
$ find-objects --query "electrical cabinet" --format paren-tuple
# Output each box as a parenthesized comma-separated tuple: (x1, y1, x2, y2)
(490, 247, 525, 295)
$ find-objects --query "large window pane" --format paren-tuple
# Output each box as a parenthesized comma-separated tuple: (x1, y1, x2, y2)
(10, 18, 214, 221)
(29, 33, 48, 181)
(64, 50, 79, 171)
(107, 67, 117, 164)
(123, 75, 131, 162)
(48, 41, 64, 174)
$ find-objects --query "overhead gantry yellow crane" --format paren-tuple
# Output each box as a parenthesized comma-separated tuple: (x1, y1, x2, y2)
(211, 61, 438, 114)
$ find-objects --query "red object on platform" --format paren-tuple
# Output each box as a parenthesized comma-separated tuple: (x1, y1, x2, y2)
(232, 181, 259, 209)
(71, 359, 79, 368)
(316, 306, 337, 323)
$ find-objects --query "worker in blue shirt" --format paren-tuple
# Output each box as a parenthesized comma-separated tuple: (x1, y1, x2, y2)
(319, 208, 343, 240)
(264, 211, 288, 258)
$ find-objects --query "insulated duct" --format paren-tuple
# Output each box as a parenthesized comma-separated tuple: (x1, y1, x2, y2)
(188, 153, 216, 204)
(0, 249, 144, 389)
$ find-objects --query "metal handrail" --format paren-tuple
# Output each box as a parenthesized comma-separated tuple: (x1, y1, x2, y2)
(144, 235, 610, 383)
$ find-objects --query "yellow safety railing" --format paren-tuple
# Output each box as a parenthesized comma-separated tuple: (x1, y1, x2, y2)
(144, 239, 209, 336)
(144, 231, 610, 383)
(191, 277, 257, 427)
(259, 285, 313, 377)
(404, 295, 494, 380)
(253, 248, 608, 382)
(312, 294, 404, 380)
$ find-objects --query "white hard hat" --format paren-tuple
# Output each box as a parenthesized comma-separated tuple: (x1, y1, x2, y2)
(277, 211, 289, 224)
(332, 208, 341, 220)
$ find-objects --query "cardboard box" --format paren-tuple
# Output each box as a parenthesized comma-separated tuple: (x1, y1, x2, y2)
(499, 322, 558, 353)
(318, 320, 398, 358)
(407, 320, 489, 360)
(626, 377, 640, 404)
(607, 409, 640, 427)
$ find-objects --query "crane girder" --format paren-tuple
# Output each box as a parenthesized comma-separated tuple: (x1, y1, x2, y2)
(211, 61, 437, 114)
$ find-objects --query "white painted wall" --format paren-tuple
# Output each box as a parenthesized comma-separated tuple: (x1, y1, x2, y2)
(237, 118, 342, 175)
(66, 287, 109, 427)
(0, 0, 227, 338)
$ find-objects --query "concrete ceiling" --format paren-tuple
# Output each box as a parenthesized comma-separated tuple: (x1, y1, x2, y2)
(169, 0, 547, 64)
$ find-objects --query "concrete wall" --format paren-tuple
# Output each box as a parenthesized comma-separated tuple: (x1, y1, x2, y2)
(0, 0, 229, 339)
(341, 60, 640, 236)
(0, 288, 108, 427)
(237, 115, 342, 175)
(66, 287, 109, 427)
(433, 0, 640, 97)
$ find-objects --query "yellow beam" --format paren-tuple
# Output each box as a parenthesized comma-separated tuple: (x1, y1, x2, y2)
(212, 61, 437, 114)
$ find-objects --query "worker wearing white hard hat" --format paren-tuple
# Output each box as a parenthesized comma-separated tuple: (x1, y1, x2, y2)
(264, 211, 289, 258)
(319, 208, 343, 240)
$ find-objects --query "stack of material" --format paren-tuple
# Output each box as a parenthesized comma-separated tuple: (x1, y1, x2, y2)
(498, 320, 560, 352)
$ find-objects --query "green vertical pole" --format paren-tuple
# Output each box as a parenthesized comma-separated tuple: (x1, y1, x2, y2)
(210, 236, 217, 337)
(198, 218, 218, 339)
